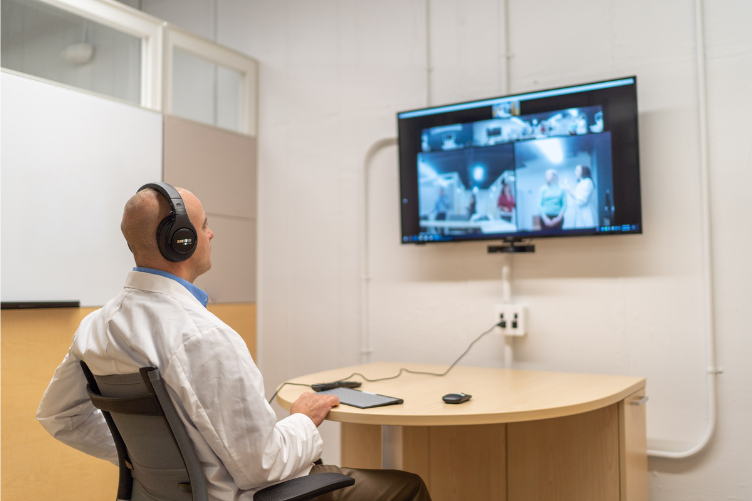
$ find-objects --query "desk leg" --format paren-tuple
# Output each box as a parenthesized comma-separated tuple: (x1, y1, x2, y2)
(619, 390, 648, 501)
(340, 423, 382, 469)
(382, 425, 404, 470)
(402, 425, 506, 501)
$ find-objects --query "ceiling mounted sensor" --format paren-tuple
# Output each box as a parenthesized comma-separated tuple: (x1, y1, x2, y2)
(61, 42, 94, 65)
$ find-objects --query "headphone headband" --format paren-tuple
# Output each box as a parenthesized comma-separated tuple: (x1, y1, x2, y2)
(138, 182, 188, 216)
(136, 182, 197, 262)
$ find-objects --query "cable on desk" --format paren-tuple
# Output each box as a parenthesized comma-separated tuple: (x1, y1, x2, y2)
(268, 382, 313, 405)
(268, 322, 501, 405)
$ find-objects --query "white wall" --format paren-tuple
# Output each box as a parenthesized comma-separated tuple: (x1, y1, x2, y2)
(139, 1, 752, 498)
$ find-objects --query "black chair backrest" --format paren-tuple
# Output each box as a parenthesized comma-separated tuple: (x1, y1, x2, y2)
(81, 362, 208, 501)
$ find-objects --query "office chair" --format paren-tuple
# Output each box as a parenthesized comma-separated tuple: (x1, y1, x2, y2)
(81, 362, 354, 501)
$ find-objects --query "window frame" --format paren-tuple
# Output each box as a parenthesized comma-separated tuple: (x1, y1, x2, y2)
(163, 23, 258, 136)
(23, 0, 165, 109)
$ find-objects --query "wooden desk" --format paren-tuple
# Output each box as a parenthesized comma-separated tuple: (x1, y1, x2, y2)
(277, 362, 647, 501)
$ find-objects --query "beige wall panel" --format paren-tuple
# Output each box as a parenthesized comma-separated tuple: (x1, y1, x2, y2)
(507, 404, 620, 501)
(428, 424, 506, 501)
(340, 423, 381, 469)
(1, 308, 119, 501)
(195, 215, 256, 303)
(164, 115, 256, 219)
(2, 304, 256, 500)
(207, 303, 257, 361)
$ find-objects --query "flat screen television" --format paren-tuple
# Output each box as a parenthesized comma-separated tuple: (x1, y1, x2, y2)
(397, 77, 642, 244)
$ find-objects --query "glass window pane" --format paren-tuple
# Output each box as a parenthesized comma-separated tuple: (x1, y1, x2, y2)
(1, 0, 142, 104)
(172, 48, 241, 132)
(216, 65, 241, 131)
(172, 48, 215, 125)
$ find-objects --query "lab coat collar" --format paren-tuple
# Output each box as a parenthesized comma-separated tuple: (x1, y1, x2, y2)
(132, 267, 209, 307)
(124, 271, 205, 308)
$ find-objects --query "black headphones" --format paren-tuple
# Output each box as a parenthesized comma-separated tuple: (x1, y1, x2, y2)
(137, 182, 198, 262)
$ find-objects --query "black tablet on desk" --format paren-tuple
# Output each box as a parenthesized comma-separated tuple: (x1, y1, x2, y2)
(316, 387, 403, 409)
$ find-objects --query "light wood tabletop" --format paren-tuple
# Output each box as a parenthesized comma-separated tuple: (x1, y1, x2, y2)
(276, 362, 645, 426)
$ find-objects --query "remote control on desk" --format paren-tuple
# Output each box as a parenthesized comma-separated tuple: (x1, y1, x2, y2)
(312, 381, 362, 392)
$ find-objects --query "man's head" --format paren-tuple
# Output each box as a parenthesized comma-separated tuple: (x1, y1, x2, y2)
(121, 187, 213, 283)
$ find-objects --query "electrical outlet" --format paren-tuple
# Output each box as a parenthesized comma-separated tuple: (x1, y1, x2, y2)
(494, 304, 528, 336)
(494, 304, 508, 333)
(507, 305, 527, 336)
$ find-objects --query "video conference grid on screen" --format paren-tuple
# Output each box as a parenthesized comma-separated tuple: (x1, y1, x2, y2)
(397, 78, 642, 244)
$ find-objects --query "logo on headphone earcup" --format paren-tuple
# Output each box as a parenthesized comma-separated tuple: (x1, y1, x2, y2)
(156, 214, 197, 262)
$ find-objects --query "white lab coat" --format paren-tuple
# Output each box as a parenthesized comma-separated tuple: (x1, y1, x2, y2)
(570, 178, 596, 228)
(37, 271, 323, 500)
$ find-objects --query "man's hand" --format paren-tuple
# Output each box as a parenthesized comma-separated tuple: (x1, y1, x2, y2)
(290, 392, 340, 427)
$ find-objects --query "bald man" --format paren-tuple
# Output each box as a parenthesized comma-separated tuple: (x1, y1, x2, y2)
(121, 187, 214, 283)
(37, 185, 430, 501)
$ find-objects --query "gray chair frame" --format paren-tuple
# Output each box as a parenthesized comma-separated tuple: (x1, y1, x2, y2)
(81, 362, 353, 501)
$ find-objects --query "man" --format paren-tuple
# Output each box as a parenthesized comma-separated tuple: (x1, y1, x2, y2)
(37, 185, 430, 501)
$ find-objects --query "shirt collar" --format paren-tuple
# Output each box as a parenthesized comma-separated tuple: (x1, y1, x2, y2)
(132, 267, 209, 308)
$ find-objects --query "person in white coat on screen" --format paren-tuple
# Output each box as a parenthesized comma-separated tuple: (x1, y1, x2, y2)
(564, 165, 597, 228)
(37, 185, 431, 501)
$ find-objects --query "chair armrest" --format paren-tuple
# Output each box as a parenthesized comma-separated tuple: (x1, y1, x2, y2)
(253, 472, 354, 501)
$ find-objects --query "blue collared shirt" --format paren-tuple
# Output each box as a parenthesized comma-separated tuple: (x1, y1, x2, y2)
(133, 267, 209, 307)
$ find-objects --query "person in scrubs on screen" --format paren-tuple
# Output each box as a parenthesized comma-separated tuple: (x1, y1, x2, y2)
(539, 169, 567, 231)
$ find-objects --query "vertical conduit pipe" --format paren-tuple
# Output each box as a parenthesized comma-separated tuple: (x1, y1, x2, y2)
(498, 0, 515, 368)
(500, 0, 511, 95)
(425, 0, 432, 107)
(360, 138, 397, 363)
(501, 258, 514, 368)
(647, 0, 719, 459)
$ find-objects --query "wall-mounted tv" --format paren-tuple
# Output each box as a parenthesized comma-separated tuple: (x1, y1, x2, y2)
(397, 77, 641, 244)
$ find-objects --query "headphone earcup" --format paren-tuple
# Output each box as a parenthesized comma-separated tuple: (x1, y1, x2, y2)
(156, 215, 175, 261)
(139, 183, 197, 263)
(156, 214, 197, 263)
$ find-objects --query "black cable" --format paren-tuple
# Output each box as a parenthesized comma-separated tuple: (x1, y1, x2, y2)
(268, 382, 314, 405)
(268, 322, 501, 404)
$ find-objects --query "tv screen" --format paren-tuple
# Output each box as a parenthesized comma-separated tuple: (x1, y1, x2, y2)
(397, 77, 642, 244)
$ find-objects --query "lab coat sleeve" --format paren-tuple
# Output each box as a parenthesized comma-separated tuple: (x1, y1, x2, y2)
(36, 348, 119, 466)
(165, 326, 323, 491)
(571, 179, 594, 206)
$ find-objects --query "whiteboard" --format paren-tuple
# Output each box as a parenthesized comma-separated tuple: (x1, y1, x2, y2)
(1, 72, 163, 306)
